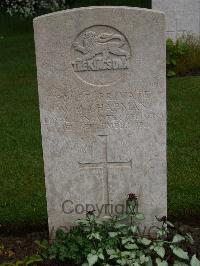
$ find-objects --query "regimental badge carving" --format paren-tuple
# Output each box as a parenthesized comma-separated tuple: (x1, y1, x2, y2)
(71, 25, 131, 86)
(72, 31, 129, 68)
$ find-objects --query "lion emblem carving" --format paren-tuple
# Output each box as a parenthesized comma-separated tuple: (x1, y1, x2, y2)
(72, 31, 130, 60)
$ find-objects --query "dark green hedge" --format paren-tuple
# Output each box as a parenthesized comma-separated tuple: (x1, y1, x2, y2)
(0, 0, 151, 35)
(70, 0, 151, 8)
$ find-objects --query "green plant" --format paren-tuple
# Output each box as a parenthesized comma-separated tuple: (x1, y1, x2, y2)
(49, 194, 200, 265)
(166, 38, 188, 77)
(34, 239, 49, 260)
(175, 35, 200, 76)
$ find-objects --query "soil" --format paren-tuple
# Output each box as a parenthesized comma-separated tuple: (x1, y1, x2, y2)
(178, 69, 200, 77)
(0, 218, 199, 265)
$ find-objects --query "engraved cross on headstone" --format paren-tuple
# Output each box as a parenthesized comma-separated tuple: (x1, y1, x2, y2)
(78, 135, 132, 205)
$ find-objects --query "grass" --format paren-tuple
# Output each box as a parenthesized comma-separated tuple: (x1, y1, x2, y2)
(0, 16, 47, 229)
(167, 76, 200, 218)
(0, 15, 199, 229)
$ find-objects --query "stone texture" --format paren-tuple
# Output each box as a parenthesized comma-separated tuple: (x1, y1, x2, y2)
(34, 6, 167, 233)
(152, 0, 200, 40)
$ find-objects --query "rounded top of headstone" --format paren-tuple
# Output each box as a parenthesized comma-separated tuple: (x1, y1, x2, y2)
(33, 6, 165, 87)
(33, 6, 165, 24)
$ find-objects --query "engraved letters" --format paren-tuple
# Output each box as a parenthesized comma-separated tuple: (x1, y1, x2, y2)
(72, 57, 129, 72)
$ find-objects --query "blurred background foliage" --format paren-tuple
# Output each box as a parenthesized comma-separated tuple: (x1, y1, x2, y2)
(0, 0, 151, 17)
(0, 0, 151, 35)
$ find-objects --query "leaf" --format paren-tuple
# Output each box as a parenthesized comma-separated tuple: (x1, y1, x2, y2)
(15, 261, 25, 266)
(139, 238, 151, 246)
(135, 213, 145, 220)
(154, 246, 165, 258)
(98, 253, 104, 260)
(172, 234, 185, 243)
(172, 246, 189, 260)
(130, 225, 138, 233)
(121, 251, 132, 257)
(88, 232, 102, 240)
(121, 236, 134, 245)
(109, 254, 118, 259)
(75, 219, 89, 225)
(125, 243, 138, 250)
(156, 258, 168, 266)
(116, 258, 127, 265)
(26, 255, 43, 265)
(186, 233, 194, 244)
(114, 223, 127, 229)
(145, 257, 153, 266)
(191, 255, 200, 266)
(167, 70, 176, 77)
(108, 232, 119, 238)
(140, 254, 146, 264)
(166, 221, 175, 227)
(171, 58, 177, 65)
(34, 240, 48, 249)
(87, 253, 98, 266)
(101, 216, 111, 220)
(166, 38, 174, 47)
(157, 229, 167, 238)
(106, 249, 116, 255)
(116, 213, 128, 221)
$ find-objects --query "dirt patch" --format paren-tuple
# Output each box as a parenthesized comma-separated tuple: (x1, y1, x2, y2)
(0, 231, 47, 264)
(178, 69, 200, 77)
(38, 261, 76, 265)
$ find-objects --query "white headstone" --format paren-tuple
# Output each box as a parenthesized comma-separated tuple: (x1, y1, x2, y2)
(34, 7, 167, 233)
(152, 0, 200, 40)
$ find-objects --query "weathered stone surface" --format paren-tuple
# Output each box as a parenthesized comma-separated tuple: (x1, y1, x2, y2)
(34, 7, 167, 233)
(152, 0, 200, 39)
